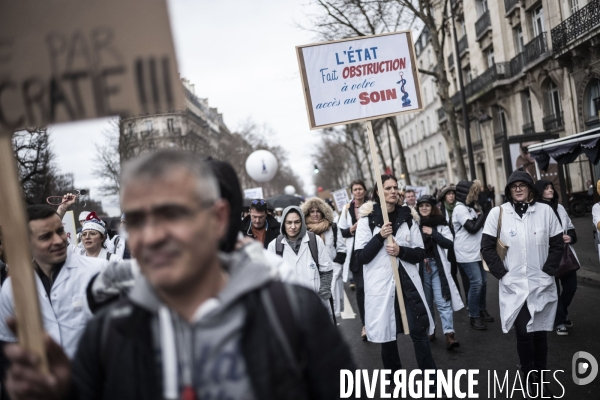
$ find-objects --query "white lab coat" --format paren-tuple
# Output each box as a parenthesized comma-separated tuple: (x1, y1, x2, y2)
(434, 225, 464, 311)
(267, 233, 332, 293)
(77, 247, 122, 263)
(452, 202, 482, 263)
(337, 204, 354, 283)
(483, 203, 562, 333)
(592, 203, 600, 261)
(355, 216, 434, 343)
(321, 225, 346, 318)
(0, 251, 106, 358)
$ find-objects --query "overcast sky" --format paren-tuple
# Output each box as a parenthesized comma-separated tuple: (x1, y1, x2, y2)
(50, 0, 323, 216)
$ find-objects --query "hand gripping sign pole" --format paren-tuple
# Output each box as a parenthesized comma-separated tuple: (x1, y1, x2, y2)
(297, 31, 423, 334)
(0, 0, 183, 370)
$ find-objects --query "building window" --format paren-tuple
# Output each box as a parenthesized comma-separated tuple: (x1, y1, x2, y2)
(426, 117, 430, 135)
(145, 120, 153, 131)
(545, 81, 562, 116)
(514, 27, 524, 53)
(532, 6, 545, 37)
(585, 79, 600, 122)
(424, 87, 428, 104)
(570, 0, 580, 14)
(486, 47, 495, 68)
(463, 66, 472, 84)
(412, 129, 417, 144)
(522, 90, 533, 124)
(167, 118, 174, 132)
(438, 142, 445, 162)
(496, 107, 508, 134)
(429, 146, 435, 166)
(414, 155, 419, 171)
(420, 121, 426, 138)
(476, 0, 488, 16)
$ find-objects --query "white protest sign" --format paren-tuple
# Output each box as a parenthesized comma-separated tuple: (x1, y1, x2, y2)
(244, 187, 264, 200)
(332, 188, 350, 211)
(405, 185, 429, 198)
(62, 211, 78, 246)
(297, 31, 422, 129)
(0, 0, 183, 132)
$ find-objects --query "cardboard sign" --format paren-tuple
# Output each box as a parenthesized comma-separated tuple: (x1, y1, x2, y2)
(332, 188, 350, 211)
(62, 211, 78, 247)
(405, 185, 429, 198)
(244, 187, 264, 200)
(296, 31, 422, 129)
(0, 0, 183, 133)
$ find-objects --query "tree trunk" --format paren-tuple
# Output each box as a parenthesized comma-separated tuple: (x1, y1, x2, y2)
(425, 12, 467, 181)
(356, 125, 375, 186)
(386, 117, 411, 185)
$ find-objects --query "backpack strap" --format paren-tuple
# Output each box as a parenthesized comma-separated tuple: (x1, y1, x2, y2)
(105, 252, 112, 261)
(332, 222, 338, 248)
(114, 236, 121, 248)
(260, 281, 302, 377)
(275, 234, 284, 256)
(307, 231, 319, 269)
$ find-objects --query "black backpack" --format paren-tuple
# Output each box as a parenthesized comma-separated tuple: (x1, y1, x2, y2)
(275, 231, 320, 267)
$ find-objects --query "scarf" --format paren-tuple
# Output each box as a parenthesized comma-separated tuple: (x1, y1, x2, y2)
(443, 201, 456, 221)
(512, 201, 535, 218)
(306, 219, 331, 242)
(287, 236, 303, 255)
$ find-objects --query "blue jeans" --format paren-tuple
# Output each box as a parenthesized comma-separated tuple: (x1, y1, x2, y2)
(422, 259, 454, 334)
(458, 261, 487, 318)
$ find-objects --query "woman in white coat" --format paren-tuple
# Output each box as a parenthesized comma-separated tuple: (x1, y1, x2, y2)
(78, 212, 122, 262)
(481, 171, 563, 391)
(302, 197, 346, 320)
(535, 179, 579, 335)
(267, 206, 333, 315)
(337, 179, 369, 339)
(416, 195, 463, 349)
(354, 174, 436, 374)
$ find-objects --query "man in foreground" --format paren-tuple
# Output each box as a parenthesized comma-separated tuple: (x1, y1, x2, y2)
(3, 150, 353, 400)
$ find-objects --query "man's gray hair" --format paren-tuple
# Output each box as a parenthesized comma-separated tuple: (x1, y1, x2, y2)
(120, 150, 220, 203)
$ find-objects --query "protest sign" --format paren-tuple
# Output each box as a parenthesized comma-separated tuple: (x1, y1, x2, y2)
(297, 31, 423, 334)
(297, 31, 422, 129)
(332, 188, 350, 211)
(62, 211, 78, 246)
(0, 0, 183, 132)
(244, 187, 264, 200)
(405, 185, 429, 198)
(0, 0, 182, 370)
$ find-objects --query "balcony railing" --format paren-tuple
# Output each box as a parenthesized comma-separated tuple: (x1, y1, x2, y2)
(504, 0, 519, 14)
(522, 122, 535, 135)
(524, 32, 548, 64)
(458, 35, 468, 56)
(450, 62, 513, 107)
(543, 112, 564, 131)
(448, 53, 455, 70)
(475, 11, 491, 40)
(552, 0, 600, 54)
(438, 107, 446, 122)
(510, 52, 526, 75)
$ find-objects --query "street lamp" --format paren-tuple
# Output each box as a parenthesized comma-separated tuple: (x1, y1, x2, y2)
(314, 164, 320, 174)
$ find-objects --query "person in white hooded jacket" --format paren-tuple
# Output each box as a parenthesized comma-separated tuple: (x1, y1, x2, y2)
(354, 174, 436, 376)
(481, 171, 563, 395)
(268, 206, 334, 317)
(302, 197, 346, 320)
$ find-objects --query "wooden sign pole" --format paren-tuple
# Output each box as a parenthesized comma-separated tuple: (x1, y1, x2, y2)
(0, 132, 49, 373)
(365, 120, 410, 335)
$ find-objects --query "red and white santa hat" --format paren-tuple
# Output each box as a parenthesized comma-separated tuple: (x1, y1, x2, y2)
(81, 212, 106, 235)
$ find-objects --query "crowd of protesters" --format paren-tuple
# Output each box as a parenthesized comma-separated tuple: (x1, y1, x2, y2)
(0, 148, 595, 399)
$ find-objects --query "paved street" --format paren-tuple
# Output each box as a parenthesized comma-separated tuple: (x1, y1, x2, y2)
(338, 223, 600, 399)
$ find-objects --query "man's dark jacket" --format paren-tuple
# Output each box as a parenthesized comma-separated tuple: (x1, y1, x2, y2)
(68, 283, 354, 400)
(240, 214, 281, 248)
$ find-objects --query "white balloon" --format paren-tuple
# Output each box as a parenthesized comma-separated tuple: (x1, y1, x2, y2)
(284, 185, 296, 195)
(245, 150, 278, 182)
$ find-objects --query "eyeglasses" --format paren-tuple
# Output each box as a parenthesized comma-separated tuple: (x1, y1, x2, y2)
(510, 184, 528, 191)
(251, 199, 267, 205)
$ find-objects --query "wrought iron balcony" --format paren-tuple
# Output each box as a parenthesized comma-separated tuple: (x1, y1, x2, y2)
(437, 107, 446, 122)
(524, 32, 548, 64)
(475, 11, 491, 40)
(510, 52, 526, 75)
(448, 53, 455, 70)
(543, 112, 564, 131)
(504, 0, 519, 15)
(458, 35, 468, 56)
(552, 0, 600, 54)
(522, 122, 535, 135)
(450, 63, 513, 108)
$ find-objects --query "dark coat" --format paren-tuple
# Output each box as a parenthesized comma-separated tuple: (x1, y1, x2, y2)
(418, 219, 454, 302)
(68, 284, 354, 400)
(240, 214, 281, 249)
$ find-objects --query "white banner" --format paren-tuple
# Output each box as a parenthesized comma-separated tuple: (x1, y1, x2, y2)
(244, 187, 264, 200)
(297, 31, 422, 129)
(405, 185, 429, 199)
(332, 188, 350, 211)
(62, 211, 78, 246)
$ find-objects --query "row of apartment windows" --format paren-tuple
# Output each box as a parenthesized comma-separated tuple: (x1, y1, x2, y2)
(407, 143, 446, 172)
(127, 118, 176, 135)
